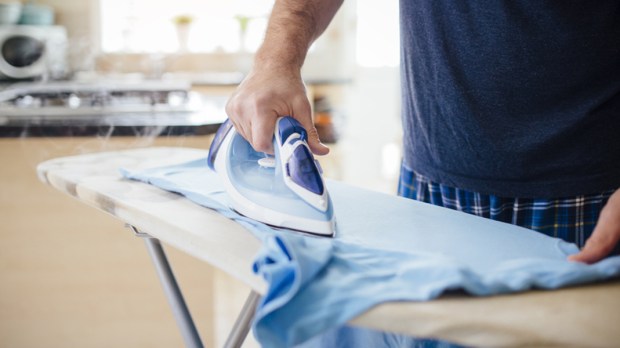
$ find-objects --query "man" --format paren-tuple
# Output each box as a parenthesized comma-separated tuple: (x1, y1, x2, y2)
(225, 0, 620, 263)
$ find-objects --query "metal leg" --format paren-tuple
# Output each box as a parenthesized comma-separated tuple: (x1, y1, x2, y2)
(224, 290, 261, 348)
(132, 226, 203, 348)
(129, 225, 260, 348)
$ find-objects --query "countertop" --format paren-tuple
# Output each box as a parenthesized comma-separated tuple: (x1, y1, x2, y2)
(0, 80, 228, 137)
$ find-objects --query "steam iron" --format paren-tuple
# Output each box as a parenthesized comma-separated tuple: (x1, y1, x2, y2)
(207, 116, 336, 237)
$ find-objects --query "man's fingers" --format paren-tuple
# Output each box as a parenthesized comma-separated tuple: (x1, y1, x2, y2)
(225, 96, 250, 142)
(228, 116, 253, 148)
(252, 113, 277, 154)
(306, 126, 330, 155)
(225, 73, 328, 155)
(569, 191, 620, 264)
(568, 231, 616, 264)
(291, 95, 330, 156)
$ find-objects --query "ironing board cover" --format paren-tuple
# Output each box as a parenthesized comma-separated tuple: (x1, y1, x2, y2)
(121, 157, 620, 348)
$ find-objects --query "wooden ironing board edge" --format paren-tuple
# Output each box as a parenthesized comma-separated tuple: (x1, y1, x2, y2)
(38, 146, 620, 347)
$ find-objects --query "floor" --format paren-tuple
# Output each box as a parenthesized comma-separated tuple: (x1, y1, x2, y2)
(0, 116, 401, 348)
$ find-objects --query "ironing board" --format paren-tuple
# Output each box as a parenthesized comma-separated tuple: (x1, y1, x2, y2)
(37, 147, 620, 348)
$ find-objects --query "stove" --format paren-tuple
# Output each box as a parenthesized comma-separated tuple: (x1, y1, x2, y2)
(0, 80, 227, 137)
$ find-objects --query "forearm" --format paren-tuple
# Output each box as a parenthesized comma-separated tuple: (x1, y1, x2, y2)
(255, 0, 344, 73)
(226, 0, 340, 154)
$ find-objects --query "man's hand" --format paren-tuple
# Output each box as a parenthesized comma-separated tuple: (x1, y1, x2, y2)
(569, 189, 620, 264)
(224, 0, 342, 155)
(225, 69, 328, 155)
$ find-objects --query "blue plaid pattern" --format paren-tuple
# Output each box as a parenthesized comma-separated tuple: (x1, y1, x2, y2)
(398, 164, 615, 248)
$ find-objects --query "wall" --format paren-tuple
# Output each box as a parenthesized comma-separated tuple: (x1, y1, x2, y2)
(38, 0, 356, 80)
(36, 0, 99, 73)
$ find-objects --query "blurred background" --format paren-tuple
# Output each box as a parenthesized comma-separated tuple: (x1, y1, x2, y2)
(0, 0, 401, 346)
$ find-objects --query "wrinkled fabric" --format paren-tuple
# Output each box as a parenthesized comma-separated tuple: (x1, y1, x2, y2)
(296, 326, 464, 348)
(121, 158, 620, 348)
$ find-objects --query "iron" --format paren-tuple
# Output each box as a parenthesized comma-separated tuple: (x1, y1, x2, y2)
(208, 116, 336, 237)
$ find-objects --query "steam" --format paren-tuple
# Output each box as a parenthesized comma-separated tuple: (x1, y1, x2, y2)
(17, 120, 179, 172)
(9, 89, 207, 169)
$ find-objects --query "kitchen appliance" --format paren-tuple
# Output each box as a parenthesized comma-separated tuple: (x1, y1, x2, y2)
(0, 25, 67, 80)
(0, 79, 226, 136)
(208, 116, 336, 237)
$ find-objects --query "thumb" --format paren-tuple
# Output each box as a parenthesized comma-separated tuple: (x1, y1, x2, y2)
(305, 123, 330, 156)
(291, 96, 330, 156)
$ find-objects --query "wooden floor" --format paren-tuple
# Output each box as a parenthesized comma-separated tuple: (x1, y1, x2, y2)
(0, 136, 259, 348)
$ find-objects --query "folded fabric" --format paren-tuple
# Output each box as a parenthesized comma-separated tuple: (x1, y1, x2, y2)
(121, 158, 620, 348)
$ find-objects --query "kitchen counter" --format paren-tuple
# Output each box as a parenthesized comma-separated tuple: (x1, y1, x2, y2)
(0, 80, 228, 137)
(0, 112, 223, 137)
(0, 73, 351, 139)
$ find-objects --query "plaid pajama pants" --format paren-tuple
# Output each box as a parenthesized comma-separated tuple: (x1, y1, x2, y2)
(397, 164, 615, 248)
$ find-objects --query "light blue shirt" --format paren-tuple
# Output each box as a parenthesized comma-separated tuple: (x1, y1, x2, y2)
(122, 158, 620, 348)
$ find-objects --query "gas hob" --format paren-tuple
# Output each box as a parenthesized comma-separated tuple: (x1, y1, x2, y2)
(0, 80, 227, 136)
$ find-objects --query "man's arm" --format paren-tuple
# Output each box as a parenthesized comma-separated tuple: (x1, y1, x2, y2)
(569, 188, 620, 263)
(226, 0, 344, 154)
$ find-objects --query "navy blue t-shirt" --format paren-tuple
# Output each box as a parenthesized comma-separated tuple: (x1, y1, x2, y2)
(400, 0, 620, 197)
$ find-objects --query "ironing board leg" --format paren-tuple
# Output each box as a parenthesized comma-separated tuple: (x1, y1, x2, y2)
(134, 227, 203, 348)
(223, 290, 261, 348)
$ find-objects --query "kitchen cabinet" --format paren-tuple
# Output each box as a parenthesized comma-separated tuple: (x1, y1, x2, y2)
(0, 136, 259, 348)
